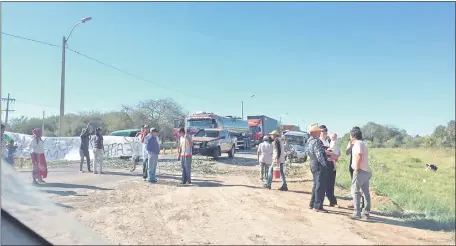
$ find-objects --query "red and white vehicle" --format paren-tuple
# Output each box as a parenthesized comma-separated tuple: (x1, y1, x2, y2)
(247, 115, 279, 146)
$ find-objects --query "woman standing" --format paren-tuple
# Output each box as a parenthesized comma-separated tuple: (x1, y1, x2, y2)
(28, 128, 47, 184)
(93, 127, 104, 175)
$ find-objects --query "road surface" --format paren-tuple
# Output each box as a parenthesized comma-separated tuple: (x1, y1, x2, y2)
(13, 150, 456, 245)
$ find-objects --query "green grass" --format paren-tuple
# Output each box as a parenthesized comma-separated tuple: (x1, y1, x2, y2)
(335, 148, 455, 231)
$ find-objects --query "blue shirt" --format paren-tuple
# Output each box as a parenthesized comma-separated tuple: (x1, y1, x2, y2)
(145, 135, 160, 155)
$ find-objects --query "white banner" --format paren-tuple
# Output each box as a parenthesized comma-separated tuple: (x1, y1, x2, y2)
(3, 132, 144, 161)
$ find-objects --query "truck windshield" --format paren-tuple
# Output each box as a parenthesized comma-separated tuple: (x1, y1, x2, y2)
(284, 135, 305, 146)
(195, 130, 219, 138)
(187, 119, 213, 129)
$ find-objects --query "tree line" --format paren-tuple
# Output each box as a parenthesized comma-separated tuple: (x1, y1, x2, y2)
(338, 121, 455, 149)
(6, 98, 187, 142)
(5, 97, 455, 149)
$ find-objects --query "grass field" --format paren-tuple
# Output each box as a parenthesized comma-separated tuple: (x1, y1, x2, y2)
(335, 148, 455, 231)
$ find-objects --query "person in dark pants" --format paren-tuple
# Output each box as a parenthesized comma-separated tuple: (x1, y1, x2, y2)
(319, 125, 338, 207)
(79, 122, 91, 173)
(306, 125, 328, 213)
(177, 128, 193, 184)
(346, 126, 364, 209)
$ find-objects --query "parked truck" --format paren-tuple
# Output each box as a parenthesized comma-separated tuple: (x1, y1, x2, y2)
(173, 112, 253, 149)
(246, 115, 279, 146)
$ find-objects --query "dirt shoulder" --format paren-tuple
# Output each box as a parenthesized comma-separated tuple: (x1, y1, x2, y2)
(47, 152, 454, 245)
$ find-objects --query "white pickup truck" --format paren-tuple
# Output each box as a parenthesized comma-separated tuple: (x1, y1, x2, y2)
(192, 129, 237, 160)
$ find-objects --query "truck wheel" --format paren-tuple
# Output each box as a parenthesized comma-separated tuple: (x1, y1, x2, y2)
(228, 145, 235, 158)
(213, 147, 221, 160)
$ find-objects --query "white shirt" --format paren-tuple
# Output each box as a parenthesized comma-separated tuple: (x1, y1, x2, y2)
(28, 137, 45, 154)
(257, 141, 273, 165)
(180, 134, 193, 156)
(351, 140, 371, 173)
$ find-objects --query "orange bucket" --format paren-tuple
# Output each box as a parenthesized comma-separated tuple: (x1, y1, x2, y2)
(272, 167, 281, 179)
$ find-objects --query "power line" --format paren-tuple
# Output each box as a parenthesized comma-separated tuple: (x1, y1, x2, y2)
(1, 32, 60, 48)
(2, 32, 211, 103)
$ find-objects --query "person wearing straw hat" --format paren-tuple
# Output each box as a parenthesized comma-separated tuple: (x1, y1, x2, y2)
(257, 135, 273, 181)
(263, 129, 287, 191)
(306, 125, 329, 212)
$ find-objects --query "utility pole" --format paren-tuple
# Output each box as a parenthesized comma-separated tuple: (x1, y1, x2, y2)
(241, 101, 244, 120)
(1, 93, 16, 126)
(59, 36, 66, 137)
(42, 111, 45, 132)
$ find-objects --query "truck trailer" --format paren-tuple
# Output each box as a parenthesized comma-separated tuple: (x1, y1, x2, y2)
(247, 115, 279, 146)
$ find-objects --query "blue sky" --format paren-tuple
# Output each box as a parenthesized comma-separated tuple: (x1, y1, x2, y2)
(2, 2, 455, 136)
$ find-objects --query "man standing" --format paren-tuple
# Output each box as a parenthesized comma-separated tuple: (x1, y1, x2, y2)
(306, 125, 328, 212)
(177, 128, 192, 184)
(350, 128, 372, 220)
(132, 125, 148, 172)
(346, 126, 364, 209)
(93, 127, 104, 175)
(263, 130, 287, 191)
(145, 128, 160, 183)
(257, 136, 273, 181)
(79, 122, 91, 173)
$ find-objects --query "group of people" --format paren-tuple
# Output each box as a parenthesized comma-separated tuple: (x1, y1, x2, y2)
(78, 122, 105, 174)
(307, 124, 372, 220)
(134, 125, 193, 185)
(257, 123, 372, 220)
(257, 130, 288, 191)
(1, 122, 105, 185)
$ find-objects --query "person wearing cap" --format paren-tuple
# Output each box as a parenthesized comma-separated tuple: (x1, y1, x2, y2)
(93, 127, 104, 175)
(178, 127, 193, 184)
(306, 125, 329, 212)
(145, 127, 160, 183)
(28, 128, 48, 185)
(257, 135, 273, 181)
(263, 130, 287, 191)
(132, 124, 149, 172)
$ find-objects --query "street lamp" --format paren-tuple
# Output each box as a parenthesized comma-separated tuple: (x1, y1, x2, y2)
(59, 17, 92, 136)
(241, 95, 254, 120)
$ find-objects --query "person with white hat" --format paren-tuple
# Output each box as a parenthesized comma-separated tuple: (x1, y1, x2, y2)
(306, 125, 329, 212)
(257, 135, 273, 181)
(263, 130, 287, 191)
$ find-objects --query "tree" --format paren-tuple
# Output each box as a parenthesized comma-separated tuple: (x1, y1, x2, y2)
(8, 97, 187, 141)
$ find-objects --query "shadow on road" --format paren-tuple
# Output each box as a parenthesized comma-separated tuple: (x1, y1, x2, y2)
(55, 202, 74, 209)
(40, 189, 86, 197)
(158, 174, 222, 183)
(39, 182, 114, 191)
(103, 171, 142, 177)
(154, 174, 264, 190)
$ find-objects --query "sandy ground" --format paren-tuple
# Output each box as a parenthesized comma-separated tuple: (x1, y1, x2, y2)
(28, 151, 455, 245)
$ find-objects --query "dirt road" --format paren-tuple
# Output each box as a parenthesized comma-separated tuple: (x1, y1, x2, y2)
(33, 151, 454, 245)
